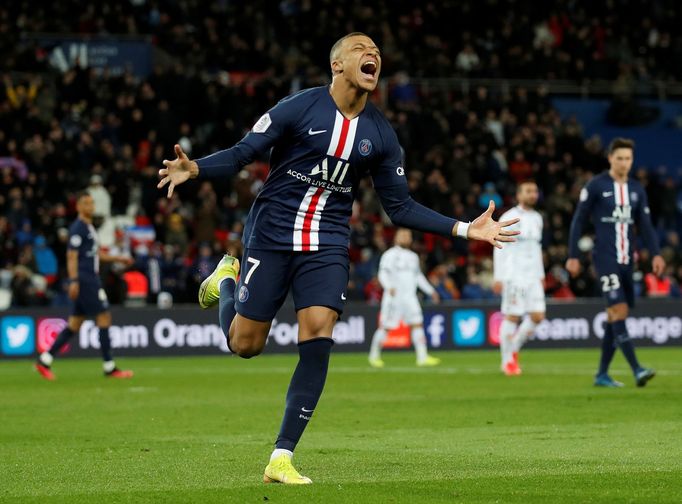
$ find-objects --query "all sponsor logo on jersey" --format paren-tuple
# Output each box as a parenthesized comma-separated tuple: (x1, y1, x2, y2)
(453, 310, 485, 347)
(309, 158, 350, 184)
(358, 138, 372, 156)
(611, 205, 631, 221)
(1, 316, 35, 356)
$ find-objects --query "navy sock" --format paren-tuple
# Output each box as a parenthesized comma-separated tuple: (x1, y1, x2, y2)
(99, 327, 113, 362)
(48, 327, 75, 358)
(598, 323, 617, 375)
(275, 338, 333, 452)
(219, 278, 237, 352)
(612, 319, 641, 373)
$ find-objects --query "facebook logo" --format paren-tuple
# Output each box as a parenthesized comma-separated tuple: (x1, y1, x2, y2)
(453, 310, 485, 347)
(1, 316, 36, 356)
(424, 313, 446, 348)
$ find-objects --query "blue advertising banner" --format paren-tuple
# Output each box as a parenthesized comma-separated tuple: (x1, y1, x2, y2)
(34, 36, 153, 77)
(0, 299, 680, 359)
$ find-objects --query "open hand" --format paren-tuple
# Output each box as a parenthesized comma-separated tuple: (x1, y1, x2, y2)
(467, 201, 520, 249)
(652, 255, 666, 277)
(565, 258, 581, 278)
(158, 144, 197, 198)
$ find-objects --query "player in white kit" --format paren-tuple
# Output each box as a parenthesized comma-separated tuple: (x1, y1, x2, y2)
(369, 228, 441, 367)
(492, 181, 546, 375)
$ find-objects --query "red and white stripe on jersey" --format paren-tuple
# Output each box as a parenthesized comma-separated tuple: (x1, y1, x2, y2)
(326, 111, 359, 160)
(293, 186, 331, 251)
(614, 181, 630, 264)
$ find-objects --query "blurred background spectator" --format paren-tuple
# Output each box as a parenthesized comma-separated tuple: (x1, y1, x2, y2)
(1, 0, 681, 307)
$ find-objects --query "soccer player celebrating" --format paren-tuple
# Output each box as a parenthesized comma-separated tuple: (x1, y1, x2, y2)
(493, 181, 545, 376)
(369, 228, 441, 368)
(566, 138, 664, 388)
(35, 192, 134, 380)
(158, 32, 518, 484)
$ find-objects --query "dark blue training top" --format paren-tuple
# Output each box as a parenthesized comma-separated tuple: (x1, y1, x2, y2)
(568, 172, 659, 267)
(196, 86, 458, 251)
(67, 218, 100, 283)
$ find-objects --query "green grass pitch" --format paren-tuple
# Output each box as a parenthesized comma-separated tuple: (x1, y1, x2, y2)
(2, 348, 681, 503)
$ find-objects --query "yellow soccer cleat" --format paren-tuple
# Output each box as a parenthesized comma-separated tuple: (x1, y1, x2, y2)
(368, 358, 385, 368)
(198, 255, 240, 309)
(263, 454, 312, 484)
(417, 355, 441, 367)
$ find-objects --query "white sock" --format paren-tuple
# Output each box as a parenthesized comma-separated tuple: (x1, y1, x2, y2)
(369, 328, 386, 361)
(270, 448, 293, 461)
(103, 360, 116, 373)
(512, 318, 538, 353)
(499, 319, 518, 366)
(411, 326, 428, 363)
(39, 352, 54, 366)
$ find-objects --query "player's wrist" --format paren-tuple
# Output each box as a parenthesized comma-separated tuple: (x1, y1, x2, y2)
(67, 278, 78, 283)
(189, 161, 199, 179)
(455, 221, 470, 239)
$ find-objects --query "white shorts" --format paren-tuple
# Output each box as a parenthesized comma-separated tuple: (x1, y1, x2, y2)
(501, 280, 546, 317)
(380, 295, 423, 329)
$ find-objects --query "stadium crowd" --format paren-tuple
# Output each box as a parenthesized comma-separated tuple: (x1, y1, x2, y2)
(2, 0, 682, 308)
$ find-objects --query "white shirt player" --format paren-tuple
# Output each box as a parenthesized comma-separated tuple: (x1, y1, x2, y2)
(378, 245, 434, 328)
(493, 204, 546, 330)
(493, 206, 544, 284)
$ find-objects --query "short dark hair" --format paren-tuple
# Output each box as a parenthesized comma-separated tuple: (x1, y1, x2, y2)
(608, 137, 635, 154)
(517, 179, 537, 192)
(329, 32, 371, 63)
(75, 190, 91, 201)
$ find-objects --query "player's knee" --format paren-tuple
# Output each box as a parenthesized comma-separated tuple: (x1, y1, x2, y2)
(229, 330, 267, 359)
(230, 338, 263, 359)
(530, 313, 545, 324)
(607, 303, 628, 321)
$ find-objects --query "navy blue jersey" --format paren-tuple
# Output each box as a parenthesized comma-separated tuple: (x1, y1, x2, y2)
(68, 218, 101, 283)
(196, 86, 457, 251)
(569, 172, 659, 267)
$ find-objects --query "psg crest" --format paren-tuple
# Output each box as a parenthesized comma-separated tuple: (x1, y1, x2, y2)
(358, 138, 372, 156)
(238, 285, 249, 303)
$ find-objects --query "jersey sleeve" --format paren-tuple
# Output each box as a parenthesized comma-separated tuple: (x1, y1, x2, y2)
(635, 185, 661, 256)
(568, 180, 598, 258)
(370, 129, 458, 236)
(370, 127, 406, 189)
(416, 271, 435, 296)
(377, 252, 394, 291)
(67, 225, 85, 252)
(196, 95, 298, 178)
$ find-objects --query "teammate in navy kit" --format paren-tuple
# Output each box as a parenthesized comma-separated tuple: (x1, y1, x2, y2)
(567, 138, 665, 388)
(35, 192, 134, 381)
(158, 32, 519, 483)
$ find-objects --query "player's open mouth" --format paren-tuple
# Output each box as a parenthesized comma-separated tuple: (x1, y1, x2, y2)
(360, 61, 377, 80)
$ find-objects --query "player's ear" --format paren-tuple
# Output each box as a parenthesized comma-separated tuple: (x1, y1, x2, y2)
(331, 59, 343, 75)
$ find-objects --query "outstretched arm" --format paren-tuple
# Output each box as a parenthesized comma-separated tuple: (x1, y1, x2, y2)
(376, 183, 519, 248)
(158, 102, 293, 197)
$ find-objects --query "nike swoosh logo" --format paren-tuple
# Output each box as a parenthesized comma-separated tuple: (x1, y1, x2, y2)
(301, 407, 314, 413)
(308, 128, 327, 135)
(602, 192, 613, 197)
(341, 293, 347, 300)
